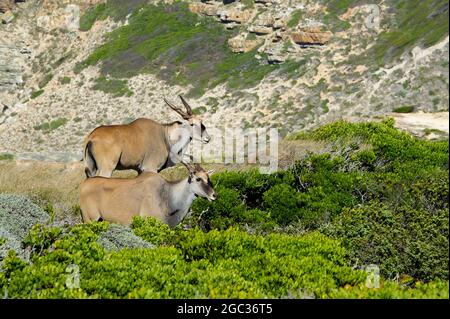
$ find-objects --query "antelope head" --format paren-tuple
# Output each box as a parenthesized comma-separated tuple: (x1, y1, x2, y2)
(164, 95, 211, 144)
(182, 161, 217, 202)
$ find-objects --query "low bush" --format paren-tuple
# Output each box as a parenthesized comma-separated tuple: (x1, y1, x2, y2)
(30, 89, 44, 99)
(92, 76, 133, 97)
(59, 76, 71, 85)
(2, 220, 447, 299)
(0, 194, 49, 262)
(0, 153, 14, 161)
(189, 120, 449, 282)
(321, 202, 449, 281)
(34, 118, 68, 132)
(393, 105, 415, 113)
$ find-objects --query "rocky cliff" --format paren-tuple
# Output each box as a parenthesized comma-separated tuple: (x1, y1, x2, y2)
(0, 0, 448, 161)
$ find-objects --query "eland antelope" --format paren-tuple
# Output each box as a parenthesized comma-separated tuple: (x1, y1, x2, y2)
(83, 95, 210, 178)
(79, 162, 217, 227)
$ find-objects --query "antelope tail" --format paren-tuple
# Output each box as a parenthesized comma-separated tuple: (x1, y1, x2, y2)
(84, 141, 97, 178)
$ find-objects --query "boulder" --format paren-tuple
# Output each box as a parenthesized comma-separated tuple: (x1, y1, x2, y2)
(248, 25, 273, 35)
(1, 9, 13, 23)
(290, 29, 332, 45)
(0, 0, 14, 13)
(188, 2, 219, 16)
(255, 0, 276, 6)
(228, 33, 263, 53)
(217, 8, 254, 23)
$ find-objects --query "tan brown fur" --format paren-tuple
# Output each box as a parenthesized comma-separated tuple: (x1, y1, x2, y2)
(83, 96, 210, 178)
(79, 163, 217, 227)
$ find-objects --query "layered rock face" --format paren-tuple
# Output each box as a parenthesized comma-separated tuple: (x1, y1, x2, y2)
(189, 0, 332, 61)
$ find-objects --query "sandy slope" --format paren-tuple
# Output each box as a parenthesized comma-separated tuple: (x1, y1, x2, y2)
(390, 111, 449, 136)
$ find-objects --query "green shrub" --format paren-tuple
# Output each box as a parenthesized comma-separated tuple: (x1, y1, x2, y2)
(0, 153, 14, 161)
(92, 76, 133, 97)
(393, 105, 415, 113)
(0, 223, 367, 298)
(59, 76, 71, 85)
(192, 106, 207, 115)
(131, 217, 175, 246)
(191, 187, 246, 230)
(30, 89, 44, 99)
(79, 3, 107, 31)
(263, 184, 301, 225)
(330, 280, 449, 299)
(287, 9, 303, 28)
(303, 120, 448, 171)
(22, 224, 63, 258)
(0, 215, 447, 298)
(186, 121, 448, 283)
(34, 118, 68, 132)
(321, 201, 449, 281)
(190, 120, 448, 233)
(38, 73, 53, 89)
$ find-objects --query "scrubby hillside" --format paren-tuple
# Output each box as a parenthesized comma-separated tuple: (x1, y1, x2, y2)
(0, 0, 448, 300)
(0, 0, 448, 160)
(0, 121, 448, 298)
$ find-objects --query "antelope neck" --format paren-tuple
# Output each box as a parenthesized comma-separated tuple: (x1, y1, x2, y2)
(168, 177, 196, 214)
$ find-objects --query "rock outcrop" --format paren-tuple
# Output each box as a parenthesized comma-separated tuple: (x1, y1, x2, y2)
(188, 2, 219, 16)
(228, 33, 263, 53)
(0, 0, 26, 14)
(0, 43, 28, 92)
(0, 0, 14, 13)
(290, 28, 332, 45)
(187, 0, 332, 64)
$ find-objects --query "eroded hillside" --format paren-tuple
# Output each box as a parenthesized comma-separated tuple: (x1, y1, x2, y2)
(0, 0, 448, 161)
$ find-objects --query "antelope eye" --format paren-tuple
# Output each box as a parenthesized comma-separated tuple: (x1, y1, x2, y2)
(196, 177, 201, 182)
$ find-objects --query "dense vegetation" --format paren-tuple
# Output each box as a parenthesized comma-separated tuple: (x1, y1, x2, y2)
(191, 120, 449, 282)
(0, 120, 448, 298)
(0, 218, 447, 298)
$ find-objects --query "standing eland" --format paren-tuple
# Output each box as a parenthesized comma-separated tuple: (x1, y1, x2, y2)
(79, 162, 217, 227)
(83, 95, 210, 177)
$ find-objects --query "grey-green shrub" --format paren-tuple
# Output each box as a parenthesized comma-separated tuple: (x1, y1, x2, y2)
(98, 223, 154, 251)
(0, 194, 49, 262)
